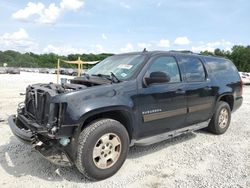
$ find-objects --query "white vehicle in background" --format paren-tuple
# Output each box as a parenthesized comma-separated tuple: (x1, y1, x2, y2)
(33, 68, 39, 73)
(48, 69, 56, 74)
(239, 72, 250, 85)
(0, 67, 7, 74)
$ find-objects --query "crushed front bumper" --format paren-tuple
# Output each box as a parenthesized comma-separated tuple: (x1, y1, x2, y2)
(8, 115, 73, 167)
(8, 115, 34, 144)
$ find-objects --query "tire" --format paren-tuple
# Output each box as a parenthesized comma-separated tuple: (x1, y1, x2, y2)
(208, 101, 231, 135)
(75, 118, 129, 181)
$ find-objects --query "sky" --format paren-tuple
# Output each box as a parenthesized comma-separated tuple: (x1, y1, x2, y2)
(0, 0, 250, 55)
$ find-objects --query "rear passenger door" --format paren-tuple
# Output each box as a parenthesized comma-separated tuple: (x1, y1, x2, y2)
(178, 55, 215, 125)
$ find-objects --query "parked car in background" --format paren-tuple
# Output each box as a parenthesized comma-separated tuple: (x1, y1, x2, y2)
(59, 68, 67, 75)
(0, 67, 7, 74)
(7, 67, 20, 74)
(67, 68, 74, 75)
(72, 69, 78, 76)
(48, 69, 56, 74)
(39, 68, 49, 74)
(239, 72, 250, 85)
(33, 68, 40, 73)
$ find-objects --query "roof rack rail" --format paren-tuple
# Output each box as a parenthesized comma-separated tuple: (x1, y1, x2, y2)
(169, 50, 213, 56)
(198, 52, 226, 58)
(169, 50, 194, 54)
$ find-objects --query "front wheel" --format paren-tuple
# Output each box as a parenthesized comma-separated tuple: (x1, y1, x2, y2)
(75, 119, 129, 181)
(208, 101, 231, 135)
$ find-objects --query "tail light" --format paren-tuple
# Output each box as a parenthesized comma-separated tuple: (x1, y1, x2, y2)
(240, 78, 243, 96)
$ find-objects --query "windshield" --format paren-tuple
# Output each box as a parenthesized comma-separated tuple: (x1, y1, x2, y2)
(87, 54, 147, 80)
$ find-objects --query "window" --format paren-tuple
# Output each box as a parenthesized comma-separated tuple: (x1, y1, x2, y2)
(204, 57, 237, 73)
(180, 57, 205, 82)
(148, 56, 181, 83)
(87, 54, 147, 80)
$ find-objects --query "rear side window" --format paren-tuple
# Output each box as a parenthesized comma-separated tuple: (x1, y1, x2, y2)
(179, 56, 206, 82)
(204, 57, 237, 73)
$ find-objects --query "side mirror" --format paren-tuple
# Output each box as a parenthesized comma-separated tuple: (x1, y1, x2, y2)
(144, 71, 170, 86)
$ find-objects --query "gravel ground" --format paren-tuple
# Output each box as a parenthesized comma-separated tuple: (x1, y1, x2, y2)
(0, 72, 249, 188)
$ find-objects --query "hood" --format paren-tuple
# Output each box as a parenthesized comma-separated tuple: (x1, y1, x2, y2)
(70, 76, 110, 87)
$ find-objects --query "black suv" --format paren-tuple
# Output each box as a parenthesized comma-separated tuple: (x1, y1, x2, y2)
(8, 51, 243, 180)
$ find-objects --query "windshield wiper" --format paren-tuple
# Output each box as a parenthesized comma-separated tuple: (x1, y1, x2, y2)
(81, 73, 90, 79)
(91, 73, 120, 83)
(91, 73, 112, 81)
(110, 72, 120, 83)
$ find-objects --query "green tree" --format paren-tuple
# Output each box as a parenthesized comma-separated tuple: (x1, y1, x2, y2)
(230, 45, 250, 71)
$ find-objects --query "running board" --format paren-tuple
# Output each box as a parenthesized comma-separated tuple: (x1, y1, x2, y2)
(133, 121, 209, 146)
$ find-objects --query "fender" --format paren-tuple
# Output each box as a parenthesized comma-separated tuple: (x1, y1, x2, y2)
(76, 97, 135, 124)
(80, 105, 136, 134)
(216, 92, 233, 103)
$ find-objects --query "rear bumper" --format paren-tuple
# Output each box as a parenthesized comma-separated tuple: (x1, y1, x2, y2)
(232, 96, 243, 112)
(8, 115, 34, 144)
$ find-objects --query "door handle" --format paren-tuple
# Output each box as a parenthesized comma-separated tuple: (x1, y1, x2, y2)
(204, 86, 212, 91)
(175, 89, 185, 94)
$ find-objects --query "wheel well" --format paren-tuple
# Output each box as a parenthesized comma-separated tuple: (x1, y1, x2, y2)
(219, 95, 234, 111)
(81, 110, 133, 140)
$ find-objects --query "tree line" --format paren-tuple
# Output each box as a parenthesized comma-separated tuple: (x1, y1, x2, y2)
(0, 45, 250, 71)
(0, 51, 113, 69)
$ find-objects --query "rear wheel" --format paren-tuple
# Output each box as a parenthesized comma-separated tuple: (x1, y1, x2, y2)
(75, 118, 129, 180)
(208, 101, 231, 135)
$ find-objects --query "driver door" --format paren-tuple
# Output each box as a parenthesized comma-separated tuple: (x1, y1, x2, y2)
(135, 55, 187, 138)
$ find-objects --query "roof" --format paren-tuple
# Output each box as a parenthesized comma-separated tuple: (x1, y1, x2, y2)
(116, 50, 227, 60)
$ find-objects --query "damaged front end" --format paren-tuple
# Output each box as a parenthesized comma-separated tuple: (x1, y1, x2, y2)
(33, 139, 73, 167)
(8, 83, 80, 167)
